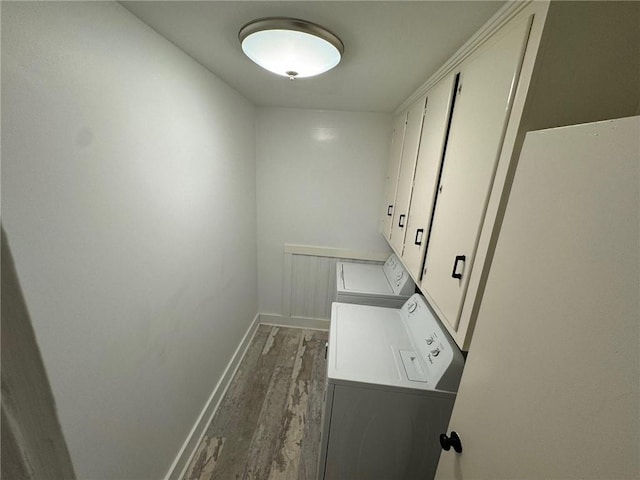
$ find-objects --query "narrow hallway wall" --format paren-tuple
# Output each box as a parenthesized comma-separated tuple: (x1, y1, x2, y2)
(1, 2, 257, 478)
(256, 108, 391, 316)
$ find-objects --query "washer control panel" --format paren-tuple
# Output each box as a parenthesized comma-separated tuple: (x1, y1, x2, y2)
(383, 254, 415, 295)
(400, 294, 464, 391)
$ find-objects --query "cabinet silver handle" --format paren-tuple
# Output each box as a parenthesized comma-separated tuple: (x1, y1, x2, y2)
(398, 214, 406, 228)
(414, 228, 424, 245)
(387, 205, 393, 216)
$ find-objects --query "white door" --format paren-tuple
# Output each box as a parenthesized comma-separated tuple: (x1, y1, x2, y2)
(381, 112, 407, 240)
(390, 95, 428, 254)
(421, 15, 532, 337)
(402, 74, 457, 281)
(436, 117, 640, 479)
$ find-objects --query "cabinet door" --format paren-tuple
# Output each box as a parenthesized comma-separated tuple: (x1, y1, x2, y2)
(402, 74, 457, 281)
(436, 117, 640, 480)
(380, 112, 407, 240)
(421, 16, 532, 338)
(389, 95, 427, 254)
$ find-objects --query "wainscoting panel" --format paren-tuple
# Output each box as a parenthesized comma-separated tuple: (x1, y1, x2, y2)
(282, 244, 389, 321)
(290, 255, 336, 320)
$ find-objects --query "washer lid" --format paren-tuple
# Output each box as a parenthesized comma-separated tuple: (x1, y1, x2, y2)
(328, 297, 465, 392)
(329, 302, 407, 385)
(339, 262, 394, 294)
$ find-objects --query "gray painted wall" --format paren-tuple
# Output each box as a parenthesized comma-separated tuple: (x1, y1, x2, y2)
(2, 2, 257, 478)
(256, 108, 391, 316)
(1, 227, 76, 480)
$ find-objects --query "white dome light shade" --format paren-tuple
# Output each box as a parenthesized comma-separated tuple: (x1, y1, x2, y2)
(239, 18, 344, 79)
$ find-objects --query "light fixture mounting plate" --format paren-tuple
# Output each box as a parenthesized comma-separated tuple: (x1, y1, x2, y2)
(238, 17, 344, 55)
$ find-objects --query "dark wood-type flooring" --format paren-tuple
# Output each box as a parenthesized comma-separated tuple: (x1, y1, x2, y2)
(182, 325, 328, 480)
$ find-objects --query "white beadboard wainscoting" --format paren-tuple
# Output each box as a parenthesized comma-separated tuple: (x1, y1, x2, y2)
(259, 244, 389, 330)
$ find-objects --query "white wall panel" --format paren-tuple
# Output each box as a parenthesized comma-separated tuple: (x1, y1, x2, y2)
(1, 3, 257, 479)
(256, 109, 392, 316)
(286, 253, 382, 321)
(290, 255, 336, 320)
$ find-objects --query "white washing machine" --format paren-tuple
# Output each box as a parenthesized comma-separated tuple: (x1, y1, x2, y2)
(318, 294, 464, 480)
(335, 253, 415, 307)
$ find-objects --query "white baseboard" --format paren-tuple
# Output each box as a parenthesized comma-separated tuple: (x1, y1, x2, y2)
(259, 313, 330, 331)
(164, 313, 261, 480)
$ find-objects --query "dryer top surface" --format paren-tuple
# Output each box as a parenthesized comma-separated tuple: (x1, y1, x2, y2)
(338, 262, 393, 294)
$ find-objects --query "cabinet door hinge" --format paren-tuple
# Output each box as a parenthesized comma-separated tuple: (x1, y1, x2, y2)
(457, 82, 463, 95)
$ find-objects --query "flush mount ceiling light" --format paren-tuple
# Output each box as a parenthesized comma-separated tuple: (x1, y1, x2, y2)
(238, 17, 344, 80)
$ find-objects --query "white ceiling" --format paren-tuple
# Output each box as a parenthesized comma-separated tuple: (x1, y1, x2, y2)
(121, 1, 505, 113)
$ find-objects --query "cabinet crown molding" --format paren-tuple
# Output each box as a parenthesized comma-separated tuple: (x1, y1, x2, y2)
(395, 0, 539, 115)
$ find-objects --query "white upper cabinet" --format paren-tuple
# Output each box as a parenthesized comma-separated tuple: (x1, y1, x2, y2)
(388, 95, 428, 254)
(380, 112, 407, 241)
(380, 0, 639, 350)
(421, 15, 532, 340)
(401, 74, 457, 282)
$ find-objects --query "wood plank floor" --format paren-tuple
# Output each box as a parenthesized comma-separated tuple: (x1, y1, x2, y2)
(182, 325, 328, 480)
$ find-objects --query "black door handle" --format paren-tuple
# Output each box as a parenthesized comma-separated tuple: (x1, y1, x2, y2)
(451, 255, 465, 279)
(439, 431, 462, 453)
(387, 205, 393, 216)
(414, 228, 424, 245)
(398, 214, 406, 228)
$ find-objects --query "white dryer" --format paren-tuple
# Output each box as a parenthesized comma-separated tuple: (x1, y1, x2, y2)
(318, 294, 464, 480)
(335, 253, 415, 307)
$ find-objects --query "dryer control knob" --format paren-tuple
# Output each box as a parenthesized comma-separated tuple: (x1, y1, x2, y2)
(407, 301, 417, 313)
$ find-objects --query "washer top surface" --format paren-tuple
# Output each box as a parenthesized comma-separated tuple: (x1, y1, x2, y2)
(336, 254, 414, 298)
(328, 295, 464, 393)
(339, 262, 394, 294)
(330, 302, 408, 384)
